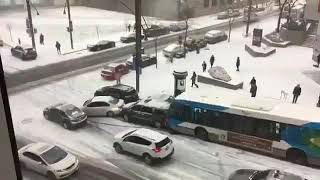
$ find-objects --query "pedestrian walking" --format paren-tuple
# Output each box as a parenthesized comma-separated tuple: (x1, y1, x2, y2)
(196, 44, 200, 54)
(18, 38, 21, 45)
(55, 41, 61, 55)
(292, 84, 302, 104)
(317, 94, 320, 107)
(317, 54, 320, 68)
(210, 55, 215, 68)
(39, 33, 44, 45)
(236, 57, 240, 71)
(250, 84, 257, 97)
(202, 61, 207, 72)
(250, 77, 256, 86)
(169, 55, 173, 63)
(191, 72, 199, 88)
(128, 24, 131, 32)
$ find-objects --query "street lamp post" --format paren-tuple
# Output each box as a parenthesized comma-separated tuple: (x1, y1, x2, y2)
(26, 0, 36, 50)
(65, 0, 74, 49)
(135, 0, 142, 92)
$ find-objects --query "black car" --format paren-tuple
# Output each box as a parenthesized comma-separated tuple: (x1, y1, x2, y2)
(126, 54, 157, 69)
(228, 169, 306, 180)
(144, 25, 170, 37)
(121, 96, 173, 128)
(184, 38, 207, 51)
(11, 45, 37, 60)
(94, 84, 139, 104)
(87, 40, 116, 52)
(43, 103, 87, 129)
(120, 33, 145, 43)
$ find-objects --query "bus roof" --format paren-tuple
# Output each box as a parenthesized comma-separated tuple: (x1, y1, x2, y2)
(175, 89, 320, 126)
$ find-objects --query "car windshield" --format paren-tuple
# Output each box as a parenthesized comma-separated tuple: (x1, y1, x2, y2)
(122, 129, 137, 138)
(40, 146, 68, 165)
(61, 105, 82, 116)
(108, 97, 119, 104)
(155, 137, 171, 148)
(251, 170, 271, 180)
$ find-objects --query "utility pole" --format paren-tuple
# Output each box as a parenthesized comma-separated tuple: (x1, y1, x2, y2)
(135, 0, 142, 92)
(66, 0, 74, 49)
(245, 0, 253, 37)
(26, 0, 36, 50)
(155, 36, 158, 69)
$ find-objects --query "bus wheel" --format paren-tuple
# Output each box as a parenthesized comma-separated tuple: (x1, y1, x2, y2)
(286, 148, 307, 165)
(195, 128, 208, 141)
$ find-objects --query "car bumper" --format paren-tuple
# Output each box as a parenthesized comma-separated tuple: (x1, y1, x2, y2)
(70, 118, 87, 127)
(55, 161, 80, 179)
(154, 148, 174, 161)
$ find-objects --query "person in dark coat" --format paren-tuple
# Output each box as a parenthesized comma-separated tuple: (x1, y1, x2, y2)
(236, 57, 240, 71)
(317, 54, 320, 68)
(250, 84, 257, 97)
(202, 61, 207, 72)
(191, 72, 199, 88)
(317, 94, 320, 107)
(196, 44, 200, 54)
(55, 41, 61, 55)
(39, 33, 44, 45)
(18, 38, 21, 45)
(128, 24, 131, 32)
(292, 84, 301, 104)
(250, 77, 256, 86)
(210, 55, 215, 68)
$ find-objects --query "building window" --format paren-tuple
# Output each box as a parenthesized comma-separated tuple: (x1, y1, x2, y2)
(212, 0, 217, 6)
(204, 0, 209, 8)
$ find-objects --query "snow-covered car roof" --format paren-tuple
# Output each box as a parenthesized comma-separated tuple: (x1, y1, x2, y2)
(91, 96, 117, 103)
(137, 94, 173, 110)
(205, 30, 225, 37)
(106, 62, 126, 68)
(20, 142, 54, 155)
(164, 44, 180, 51)
(112, 84, 135, 91)
(97, 40, 113, 45)
(132, 128, 168, 142)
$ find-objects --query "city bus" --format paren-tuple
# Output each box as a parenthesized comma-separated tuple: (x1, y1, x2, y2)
(167, 90, 320, 166)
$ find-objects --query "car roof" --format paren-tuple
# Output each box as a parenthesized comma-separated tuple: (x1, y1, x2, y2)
(98, 40, 111, 44)
(136, 94, 173, 110)
(23, 142, 55, 155)
(55, 103, 77, 111)
(132, 128, 167, 142)
(112, 84, 135, 91)
(165, 44, 180, 51)
(207, 30, 224, 35)
(91, 96, 114, 102)
(107, 62, 126, 68)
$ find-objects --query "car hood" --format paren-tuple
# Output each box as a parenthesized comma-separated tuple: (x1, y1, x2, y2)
(228, 169, 256, 180)
(70, 111, 86, 119)
(49, 153, 77, 171)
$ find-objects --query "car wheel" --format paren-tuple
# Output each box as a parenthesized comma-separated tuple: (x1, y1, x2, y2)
(195, 128, 208, 141)
(114, 143, 123, 154)
(47, 171, 57, 180)
(107, 111, 114, 117)
(143, 153, 153, 165)
(63, 121, 71, 130)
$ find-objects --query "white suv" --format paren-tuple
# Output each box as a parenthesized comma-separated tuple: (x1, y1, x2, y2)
(113, 128, 174, 165)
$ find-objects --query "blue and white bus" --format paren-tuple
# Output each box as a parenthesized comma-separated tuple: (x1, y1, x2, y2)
(167, 90, 320, 166)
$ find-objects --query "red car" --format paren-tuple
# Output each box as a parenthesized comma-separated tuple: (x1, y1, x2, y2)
(101, 63, 129, 80)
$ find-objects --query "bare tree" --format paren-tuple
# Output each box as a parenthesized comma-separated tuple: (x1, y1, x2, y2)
(227, 5, 235, 42)
(180, 2, 194, 57)
(245, 0, 253, 37)
(276, 0, 289, 33)
(286, 0, 298, 24)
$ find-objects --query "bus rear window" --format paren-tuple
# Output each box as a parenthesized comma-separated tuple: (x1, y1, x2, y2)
(156, 137, 171, 148)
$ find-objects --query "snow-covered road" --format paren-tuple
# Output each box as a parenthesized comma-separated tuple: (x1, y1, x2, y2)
(8, 15, 320, 179)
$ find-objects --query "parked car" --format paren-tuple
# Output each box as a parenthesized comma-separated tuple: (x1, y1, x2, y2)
(184, 37, 207, 51)
(144, 24, 170, 37)
(204, 30, 228, 44)
(43, 103, 87, 129)
(113, 128, 174, 165)
(121, 94, 173, 128)
(94, 84, 139, 104)
(0, 37, 3, 46)
(11, 45, 37, 60)
(217, 9, 241, 19)
(82, 96, 124, 117)
(243, 13, 259, 23)
(163, 44, 185, 58)
(101, 63, 129, 80)
(228, 169, 306, 180)
(120, 32, 145, 43)
(126, 54, 157, 69)
(169, 22, 187, 32)
(87, 40, 115, 52)
(19, 142, 79, 179)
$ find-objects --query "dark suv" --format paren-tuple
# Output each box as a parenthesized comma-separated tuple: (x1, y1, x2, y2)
(94, 84, 139, 103)
(121, 95, 174, 128)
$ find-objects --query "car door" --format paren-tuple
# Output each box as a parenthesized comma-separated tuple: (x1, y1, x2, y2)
(49, 109, 61, 122)
(139, 106, 154, 126)
(85, 102, 100, 116)
(22, 152, 47, 175)
(122, 136, 150, 156)
(130, 105, 142, 121)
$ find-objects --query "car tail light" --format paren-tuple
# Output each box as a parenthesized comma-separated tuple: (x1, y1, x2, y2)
(152, 147, 161, 153)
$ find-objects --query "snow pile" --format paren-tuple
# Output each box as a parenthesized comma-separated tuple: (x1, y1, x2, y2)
(208, 66, 232, 82)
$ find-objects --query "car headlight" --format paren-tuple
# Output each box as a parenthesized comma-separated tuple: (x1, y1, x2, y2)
(112, 108, 120, 111)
